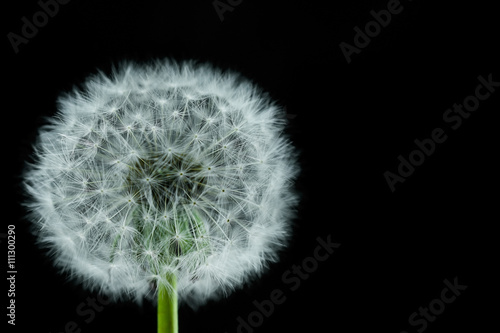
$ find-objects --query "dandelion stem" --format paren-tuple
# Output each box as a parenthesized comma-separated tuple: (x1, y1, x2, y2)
(158, 273, 178, 333)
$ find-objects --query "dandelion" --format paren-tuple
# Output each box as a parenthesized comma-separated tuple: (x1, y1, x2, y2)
(23, 59, 299, 332)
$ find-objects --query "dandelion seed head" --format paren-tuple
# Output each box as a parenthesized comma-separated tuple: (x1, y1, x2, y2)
(23, 59, 299, 309)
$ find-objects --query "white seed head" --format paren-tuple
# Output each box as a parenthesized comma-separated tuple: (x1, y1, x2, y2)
(23, 59, 299, 308)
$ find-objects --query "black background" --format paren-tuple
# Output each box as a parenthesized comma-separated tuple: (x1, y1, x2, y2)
(4, 0, 498, 332)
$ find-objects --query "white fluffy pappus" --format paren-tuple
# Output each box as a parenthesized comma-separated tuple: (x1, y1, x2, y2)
(23, 59, 299, 309)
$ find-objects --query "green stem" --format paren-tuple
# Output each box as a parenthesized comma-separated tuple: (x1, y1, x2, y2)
(158, 273, 178, 333)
